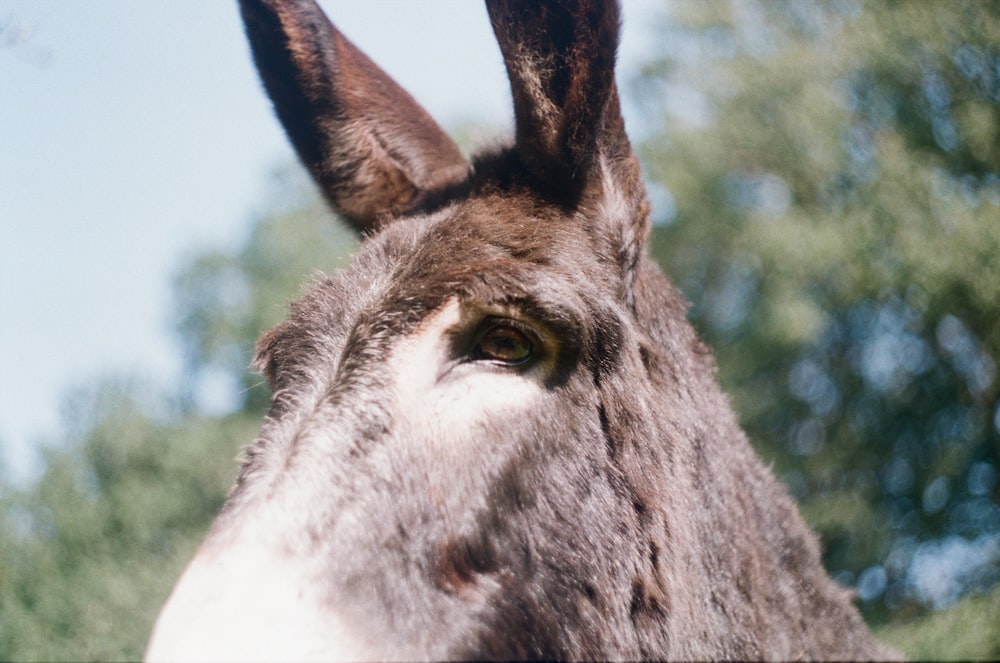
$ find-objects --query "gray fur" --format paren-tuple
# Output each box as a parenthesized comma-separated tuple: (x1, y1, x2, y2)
(148, 1, 900, 660)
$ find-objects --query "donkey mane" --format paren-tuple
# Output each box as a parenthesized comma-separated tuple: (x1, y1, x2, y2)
(146, 1, 900, 660)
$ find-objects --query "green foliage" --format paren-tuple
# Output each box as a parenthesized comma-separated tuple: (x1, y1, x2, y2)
(173, 167, 358, 413)
(2, 1, 998, 659)
(0, 175, 357, 660)
(876, 581, 1000, 660)
(0, 379, 257, 660)
(638, 0, 1000, 622)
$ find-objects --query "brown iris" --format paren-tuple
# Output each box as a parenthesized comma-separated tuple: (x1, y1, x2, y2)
(475, 324, 534, 366)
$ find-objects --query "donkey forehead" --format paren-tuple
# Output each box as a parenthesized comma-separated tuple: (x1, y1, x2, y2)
(385, 194, 609, 288)
(258, 192, 618, 378)
(354, 194, 611, 323)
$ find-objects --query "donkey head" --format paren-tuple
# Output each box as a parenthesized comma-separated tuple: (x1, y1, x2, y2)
(147, 1, 896, 660)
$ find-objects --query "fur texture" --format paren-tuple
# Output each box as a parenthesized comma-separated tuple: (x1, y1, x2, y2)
(146, 1, 900, 660)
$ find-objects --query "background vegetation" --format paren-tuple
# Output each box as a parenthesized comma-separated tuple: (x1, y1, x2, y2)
(2, 0, 998, 659)
(639, 0, 1000, 631)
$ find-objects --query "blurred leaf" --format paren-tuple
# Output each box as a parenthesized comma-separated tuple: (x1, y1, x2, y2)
(876, 580, 1000, 660)
(639, 0, 1000, 623)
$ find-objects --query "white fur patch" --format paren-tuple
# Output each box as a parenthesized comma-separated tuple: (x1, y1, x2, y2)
(145, 531, 372, 663)
(388, 298, 545, 438)
(146, 299, 546, 662)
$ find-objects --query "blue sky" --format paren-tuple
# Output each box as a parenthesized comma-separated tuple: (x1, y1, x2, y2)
(1, 0, 660, 482)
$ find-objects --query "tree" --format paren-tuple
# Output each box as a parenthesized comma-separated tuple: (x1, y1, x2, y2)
(172, 166, 358, 415)
(0, 379, 256, 659)
(3, 1, 999, 658)
(0, 172, 355, 660)
(635, 0, 1000, 622)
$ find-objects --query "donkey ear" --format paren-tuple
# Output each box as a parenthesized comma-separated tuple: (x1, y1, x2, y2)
(487, 0, 649, 304)
(487, 0, 626, 196)
(240, 0, 470, 232)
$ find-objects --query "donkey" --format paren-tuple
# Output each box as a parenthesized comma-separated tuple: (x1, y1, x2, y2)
(146, 0, 899, 660)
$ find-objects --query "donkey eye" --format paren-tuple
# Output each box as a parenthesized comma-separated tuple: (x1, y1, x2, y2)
(474, 324, 534, 366)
